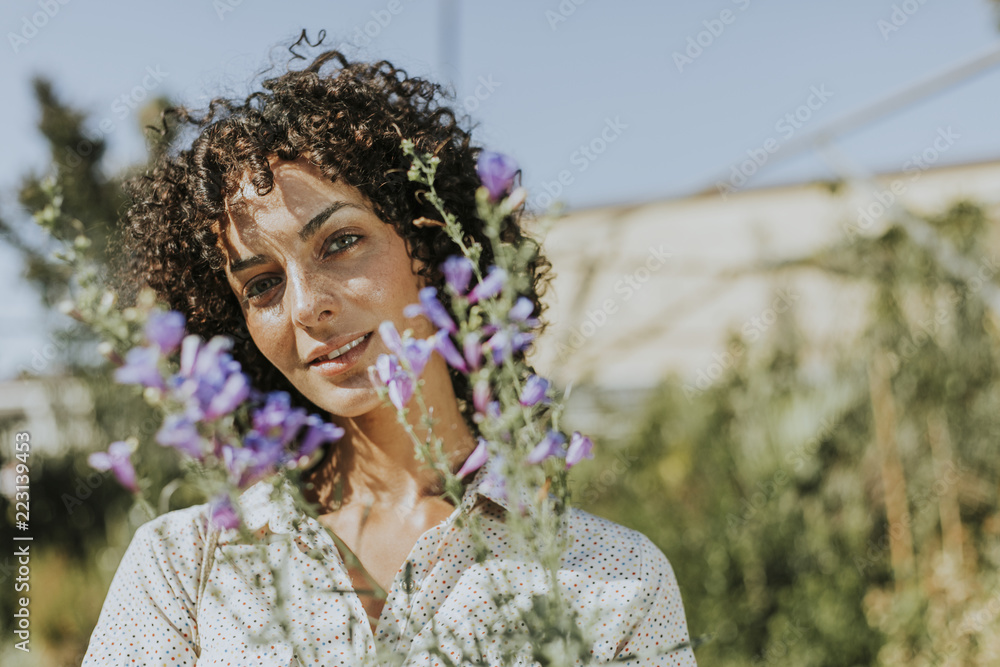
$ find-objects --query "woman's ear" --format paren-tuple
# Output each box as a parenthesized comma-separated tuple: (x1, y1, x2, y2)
(413, 262, 430, 290)
(408, 246, 429, 288)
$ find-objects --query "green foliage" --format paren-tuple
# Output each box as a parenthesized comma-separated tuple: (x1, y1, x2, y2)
(0, 78, 193, 663)
(6, 69, 1000, 664)
(577, 199, 1000, 665)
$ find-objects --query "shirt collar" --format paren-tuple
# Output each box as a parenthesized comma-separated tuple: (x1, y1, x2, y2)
(458, 460, 512, 514)
(224, 462, 515, 542)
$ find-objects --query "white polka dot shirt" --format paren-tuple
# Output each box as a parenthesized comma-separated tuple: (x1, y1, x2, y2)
(83, 466, 697, 666)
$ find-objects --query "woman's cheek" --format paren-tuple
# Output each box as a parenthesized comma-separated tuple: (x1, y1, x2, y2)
(248, 315, 286, 364)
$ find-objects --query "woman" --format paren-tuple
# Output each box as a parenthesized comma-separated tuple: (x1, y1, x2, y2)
(82, 45, 697, 666)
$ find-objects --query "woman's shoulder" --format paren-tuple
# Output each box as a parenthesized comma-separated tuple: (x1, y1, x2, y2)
(124, 502, 214, 573)
(130, 479, 280, 549)
(135, 501, 212, 538)
(561, 506, 680, 584)
(556, 507, 695, 663)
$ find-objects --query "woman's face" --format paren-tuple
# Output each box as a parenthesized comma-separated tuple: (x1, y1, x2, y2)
(217, 156, 435, 418)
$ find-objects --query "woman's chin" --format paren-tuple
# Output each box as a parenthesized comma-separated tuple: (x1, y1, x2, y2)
(303, 383, 384, 420)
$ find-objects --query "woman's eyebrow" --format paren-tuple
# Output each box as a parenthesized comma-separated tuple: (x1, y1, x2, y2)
(230, 254, 267, 275)
(297, 200, 364, 242)
(229, 200, 365, 274)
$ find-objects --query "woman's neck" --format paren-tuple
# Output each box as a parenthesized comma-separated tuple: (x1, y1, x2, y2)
(301, 391, 477, 515)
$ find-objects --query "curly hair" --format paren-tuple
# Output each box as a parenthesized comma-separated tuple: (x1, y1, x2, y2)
(109, 41, 553, 435)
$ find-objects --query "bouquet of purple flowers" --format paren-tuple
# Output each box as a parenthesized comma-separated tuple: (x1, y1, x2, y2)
(36, 143, 689, 667)
(72, 145, 593, 533)
(29, 140, 704, 665)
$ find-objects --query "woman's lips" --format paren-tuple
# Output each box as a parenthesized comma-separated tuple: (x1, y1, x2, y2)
(307, 332, 373, 376)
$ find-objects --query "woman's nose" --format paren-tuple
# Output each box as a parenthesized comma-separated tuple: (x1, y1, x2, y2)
(288, 271, 338, 328)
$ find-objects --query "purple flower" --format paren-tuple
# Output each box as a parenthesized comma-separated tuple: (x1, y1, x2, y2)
(251, 392, 308, 448)
(400, 337, 434, 377)
(526, 430, 566, 464)
(377, 324, 433, 377)
(155, 414, 206, 458)
(114, 346, 164, 390)
(476, 151, 519, 200)
(145, 310, 186, 355)
(209, 493, 240, 530)
(251, 391, 293, 432)
(486, 329, 512, 365)
(388, 376, 414, 411)
(412, 287, 457, 334)
(566, 432, 595, 469)
(234, 431, 286, 486)
(480, 452, 508, 502)
(192, 336, 233, 377)
(463, 333, 482, 371)
(298, 414, 345, 459)
(457, 438, 489, 478)
(442, 256, 474, 295)
(375, 353, 396, 384)
(169, 335, 249, 422)
(432, 330, 468, 373)
(511, 331, 535, 354)
(219, 429, 289, 488)
(378, 321, 404, 357)
(375, 354, 414, 411)
(88, 441, 138, 493)
(508, 297, 534, 323)
(179, 334, 201, 376)
(473, 379, 491, 415)
(203, 372, 251, 421)
(467, 267, 508, 305)
(508, 298, 541, 331)
(519, 375, 550, 407)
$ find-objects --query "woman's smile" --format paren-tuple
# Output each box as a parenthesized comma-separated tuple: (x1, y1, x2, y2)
(305, 330, 374, 376)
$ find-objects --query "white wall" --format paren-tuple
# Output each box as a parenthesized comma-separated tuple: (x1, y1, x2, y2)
(528, 159, 1000, 391)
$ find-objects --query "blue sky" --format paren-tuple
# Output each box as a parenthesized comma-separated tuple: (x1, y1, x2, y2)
(2, 0, 999, 378)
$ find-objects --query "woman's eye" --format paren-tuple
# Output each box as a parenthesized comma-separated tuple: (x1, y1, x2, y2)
(245, 276, 281, 302)
(326, 233, 362, 255)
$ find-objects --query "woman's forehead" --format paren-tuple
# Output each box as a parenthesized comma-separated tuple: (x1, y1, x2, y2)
(221, 159, 370, 235)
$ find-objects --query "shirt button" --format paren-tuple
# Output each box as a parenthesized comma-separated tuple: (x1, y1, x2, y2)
(401, 561, 416, 593)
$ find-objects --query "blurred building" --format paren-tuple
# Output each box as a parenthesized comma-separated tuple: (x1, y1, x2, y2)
(2, 160, 999, 450)
(0, 376, 98, 458)
(530, 158, 1000, 438)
